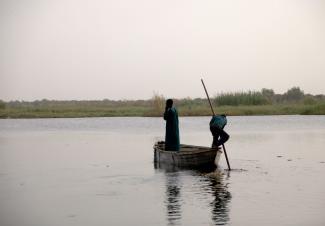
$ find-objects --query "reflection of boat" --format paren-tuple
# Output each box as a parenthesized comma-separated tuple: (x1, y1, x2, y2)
(154, 141, 223, 167)
(154, 162, 231, 226)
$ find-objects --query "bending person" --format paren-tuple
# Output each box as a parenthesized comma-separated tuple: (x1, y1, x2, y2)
(210, 114, 229, 148)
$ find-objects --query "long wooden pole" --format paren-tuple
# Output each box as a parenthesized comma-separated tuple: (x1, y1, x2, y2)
(222, 144, 231, 170)
(201, 79, 231, 170)
(201, 79, 215, 116)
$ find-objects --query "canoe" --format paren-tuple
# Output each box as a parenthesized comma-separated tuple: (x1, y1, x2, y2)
(153, 141, 223, 168)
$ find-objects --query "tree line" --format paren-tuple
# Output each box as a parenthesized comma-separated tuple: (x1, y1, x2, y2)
(0, 87, 324, 118)
(1, 87, 325, 109)
(214, 87, 325, 106)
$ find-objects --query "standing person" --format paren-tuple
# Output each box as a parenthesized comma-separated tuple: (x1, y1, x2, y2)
(210, 114, 229, 148)
(163, 99, 180, 151)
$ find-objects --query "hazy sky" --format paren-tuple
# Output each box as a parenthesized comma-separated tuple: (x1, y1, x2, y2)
(1, 0, 325, 101)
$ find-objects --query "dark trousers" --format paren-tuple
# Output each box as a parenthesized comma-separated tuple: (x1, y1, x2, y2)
(210, 126, 229, 148)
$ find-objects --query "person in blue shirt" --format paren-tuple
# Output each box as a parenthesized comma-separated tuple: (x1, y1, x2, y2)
(210, 114, 229, 148)
(163, 99, 180, 151)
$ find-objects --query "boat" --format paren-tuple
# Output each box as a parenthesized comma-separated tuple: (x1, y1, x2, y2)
(153, 141, 223, 168)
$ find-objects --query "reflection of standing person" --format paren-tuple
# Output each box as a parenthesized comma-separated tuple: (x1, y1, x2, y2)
(164, 99, 180, 151)
(210, 114, 229, 148)
(165, 171, 182, 226)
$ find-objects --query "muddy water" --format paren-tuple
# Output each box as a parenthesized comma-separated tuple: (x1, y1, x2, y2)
(0, 116, 324, 226)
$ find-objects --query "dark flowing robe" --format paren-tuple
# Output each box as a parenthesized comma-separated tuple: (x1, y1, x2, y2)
(164, 107, 180, 151)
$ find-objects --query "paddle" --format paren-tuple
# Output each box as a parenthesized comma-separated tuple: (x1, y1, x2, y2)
(201, 79, 231, 170)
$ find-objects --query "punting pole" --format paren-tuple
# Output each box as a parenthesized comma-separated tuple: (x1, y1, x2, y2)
(201, 78, 231, 170)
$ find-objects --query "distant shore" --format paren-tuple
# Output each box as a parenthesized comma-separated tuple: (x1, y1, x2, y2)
(1, 88, 325, 118)
(1, 102, 325, 118)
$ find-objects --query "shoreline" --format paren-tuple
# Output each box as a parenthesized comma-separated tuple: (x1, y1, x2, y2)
(1, 114, 323, 120)
(1, 104, 325, 119)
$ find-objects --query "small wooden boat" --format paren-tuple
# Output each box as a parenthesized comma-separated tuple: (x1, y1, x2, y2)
(153, 141, 223, 168)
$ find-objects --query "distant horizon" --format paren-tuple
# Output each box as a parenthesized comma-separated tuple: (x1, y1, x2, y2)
(2, 86, 325, 102)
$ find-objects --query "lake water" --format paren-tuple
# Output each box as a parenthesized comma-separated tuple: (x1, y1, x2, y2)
(0, 116, 325, 226)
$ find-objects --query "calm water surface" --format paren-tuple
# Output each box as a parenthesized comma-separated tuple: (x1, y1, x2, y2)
(0, 116, 325, 226)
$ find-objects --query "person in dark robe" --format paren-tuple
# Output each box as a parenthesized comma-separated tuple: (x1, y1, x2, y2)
(210, 114, 229, 148)
(163, 99, 180, 151)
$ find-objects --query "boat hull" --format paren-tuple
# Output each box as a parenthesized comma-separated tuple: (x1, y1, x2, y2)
(154, 142, 222, 167)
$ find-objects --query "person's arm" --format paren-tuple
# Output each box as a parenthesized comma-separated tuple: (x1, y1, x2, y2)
(163, 107, 169, 120)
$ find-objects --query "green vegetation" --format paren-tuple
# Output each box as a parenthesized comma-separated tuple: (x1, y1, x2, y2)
(1, 87, 325, 118)
(0, 99, 150, 118)
(214, 91, 270, 106)
(214, 87, 308, 106)
(0, 100, 5, 110)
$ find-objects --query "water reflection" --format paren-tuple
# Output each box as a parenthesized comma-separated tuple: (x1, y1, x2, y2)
(155, 163, 231, 226)
(165, 170, 182, 226)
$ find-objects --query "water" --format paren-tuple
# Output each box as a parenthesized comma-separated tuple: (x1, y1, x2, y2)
(0, 116, 325, 226)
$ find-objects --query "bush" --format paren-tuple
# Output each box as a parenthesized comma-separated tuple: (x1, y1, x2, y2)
(261, 88, 275, 103)
(283, 87, 304, 102)
(303, 97, 316, 105)
(0, 100, 6, 109)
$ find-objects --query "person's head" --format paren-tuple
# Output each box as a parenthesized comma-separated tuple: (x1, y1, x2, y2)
(166, 99, 173, 108)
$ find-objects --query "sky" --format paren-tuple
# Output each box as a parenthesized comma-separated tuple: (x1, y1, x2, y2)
(1, 0, 325, 101)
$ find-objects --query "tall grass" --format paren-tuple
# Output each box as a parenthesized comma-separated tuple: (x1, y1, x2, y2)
(144, 93, 165, 116)
(214, 91, 270, 106)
